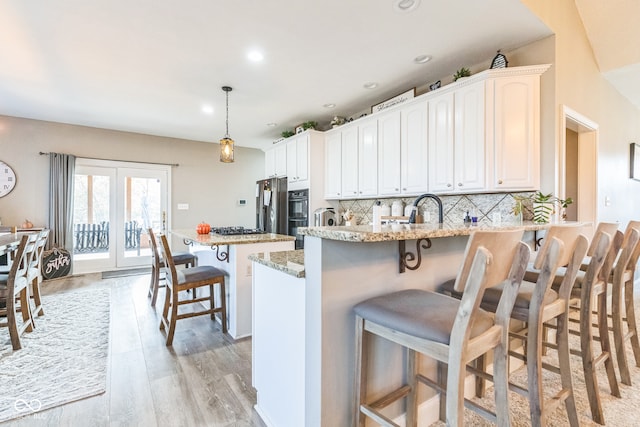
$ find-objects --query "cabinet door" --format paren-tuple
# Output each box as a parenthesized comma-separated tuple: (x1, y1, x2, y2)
(401, 101, 428, 195)
(454, 81, 486, 191)
(275, 144, 287, 177)
(295, 135, 309, 182)
(286, 140, 297, 180)
(428, 92, 455, 192)
(492, 75, 539, 190)
(324, 132, 342, 199)
(358, 120, 378, 197)
(341, 126, 359, 198)
(265, 148, 276, 178)
(378, 111, 401, 196)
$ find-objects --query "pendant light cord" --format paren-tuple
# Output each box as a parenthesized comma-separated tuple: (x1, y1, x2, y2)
(225, 90, 230, 137)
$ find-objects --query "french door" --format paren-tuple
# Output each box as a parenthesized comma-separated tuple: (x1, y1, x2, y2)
(72, 159, 170, 274)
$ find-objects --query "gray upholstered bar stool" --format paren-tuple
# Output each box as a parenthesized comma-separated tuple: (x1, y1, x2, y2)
(147, 228, 197, 307)
(353, 229, 530, 426)
(477, 224, 588, 427)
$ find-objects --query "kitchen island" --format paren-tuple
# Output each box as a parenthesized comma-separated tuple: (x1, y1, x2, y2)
(250, 221, 565, 427)
(172, 229, 295, 339)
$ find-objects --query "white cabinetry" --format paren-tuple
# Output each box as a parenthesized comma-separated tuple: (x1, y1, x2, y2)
(377, 111, 401, 196)
(264, 144, 287, 178)
(428, 81, 486, 193)
(287, 134, 310, 190)
(489, 74, 541, 190)
(340, 125, 359, 198)
(324, 132, 342, 199)
(377, 102, 428, 196)
(357, 120, 378, 197)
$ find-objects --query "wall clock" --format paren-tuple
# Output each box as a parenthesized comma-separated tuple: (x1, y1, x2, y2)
(0, 161, 17, 197)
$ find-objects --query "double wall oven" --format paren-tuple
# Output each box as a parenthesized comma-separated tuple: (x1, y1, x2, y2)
(287, 189, 308, 249)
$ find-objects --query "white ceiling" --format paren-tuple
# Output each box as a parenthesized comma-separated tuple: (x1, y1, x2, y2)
(1, 0, 633, 152)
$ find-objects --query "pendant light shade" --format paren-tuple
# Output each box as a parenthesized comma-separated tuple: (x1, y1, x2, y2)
(220, 86, 234, 163)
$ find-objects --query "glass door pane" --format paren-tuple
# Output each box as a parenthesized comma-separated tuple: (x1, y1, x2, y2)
(116, 167, 168, 268)
(72, 165, 116, 273)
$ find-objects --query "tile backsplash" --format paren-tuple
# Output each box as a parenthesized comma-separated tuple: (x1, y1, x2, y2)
(336, 192, 536, 226)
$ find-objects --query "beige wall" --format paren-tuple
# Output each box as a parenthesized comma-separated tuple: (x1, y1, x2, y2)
(522, 0, 640, 225)
(0, 115, 265, 234)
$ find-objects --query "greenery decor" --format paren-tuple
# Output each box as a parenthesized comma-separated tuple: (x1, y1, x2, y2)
(302, 121, 318, 130)
(281, 130, 295, 138)
(513, 191, 573, 223)
(453, 67, 471, 81)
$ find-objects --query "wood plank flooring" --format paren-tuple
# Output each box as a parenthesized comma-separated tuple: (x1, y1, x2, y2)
(3, 273, 266, 427)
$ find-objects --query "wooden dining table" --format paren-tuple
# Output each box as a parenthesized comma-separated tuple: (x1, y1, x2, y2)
(0, 232, 35, 257)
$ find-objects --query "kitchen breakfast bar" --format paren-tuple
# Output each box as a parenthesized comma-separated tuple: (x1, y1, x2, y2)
(249, 222, 555, 427)
(171, 229, 295, 339)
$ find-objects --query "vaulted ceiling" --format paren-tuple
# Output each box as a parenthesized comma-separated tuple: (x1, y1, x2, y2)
(0, 1, 637, 152)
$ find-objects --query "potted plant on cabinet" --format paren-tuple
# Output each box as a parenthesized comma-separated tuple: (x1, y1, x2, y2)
(512, 191, 573, 224)
(453, 67, 471, 82)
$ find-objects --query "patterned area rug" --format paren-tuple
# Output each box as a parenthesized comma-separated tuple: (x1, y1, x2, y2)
(0, 288, 110, 422)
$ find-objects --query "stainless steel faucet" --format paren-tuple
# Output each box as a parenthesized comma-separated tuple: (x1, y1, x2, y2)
(408, 193, 444, 224)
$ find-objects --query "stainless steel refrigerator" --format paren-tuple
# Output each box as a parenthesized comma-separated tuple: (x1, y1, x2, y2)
(256, 178, 288, 234)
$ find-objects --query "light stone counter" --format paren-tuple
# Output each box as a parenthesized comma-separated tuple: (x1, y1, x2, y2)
(172, 229, 295, 246)
(298, 221, 552, 242)
(248, 250, 305, 278)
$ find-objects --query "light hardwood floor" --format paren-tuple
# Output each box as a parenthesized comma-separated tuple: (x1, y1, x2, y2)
(4, 273, 267, 427)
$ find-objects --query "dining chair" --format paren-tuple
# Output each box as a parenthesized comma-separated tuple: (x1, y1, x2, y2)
(26, 229, 50, 317)
(0, 234, 37, 350)
(147, 228, 197, 307)
(353, 229, 529, 426)
(156, 233, 227, 346)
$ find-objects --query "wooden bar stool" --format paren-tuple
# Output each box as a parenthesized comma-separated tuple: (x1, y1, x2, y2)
(608, 221, 640, 385)
(0, 234, 37, 350)
(549, 229, 621, 425)
(478, 224, 588, 427)
(353, 229, 529, 426)
(156, 233, 227, 346)
(147, 228, 197, 307)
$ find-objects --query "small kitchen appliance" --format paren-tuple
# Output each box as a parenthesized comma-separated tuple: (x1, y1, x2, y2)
(314, 207, 336, 226)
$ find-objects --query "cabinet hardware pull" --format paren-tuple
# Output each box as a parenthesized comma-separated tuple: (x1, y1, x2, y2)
(498, 179, 503, 184)
(395, 188, 399, 191)
(458, 183, 463, 187)
(402, 188, 407, 191)
(447, 183, 452, 187)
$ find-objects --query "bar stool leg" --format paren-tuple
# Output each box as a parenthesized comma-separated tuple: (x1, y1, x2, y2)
(406, 349, 418, 427)
(613, 279, 632, 385)
(353, 316, 368, 427)
(557, 311, 580, 427)
(597, 291, 620, 398)
(527, 313, 544, 426)
(624, 278, 640, 367)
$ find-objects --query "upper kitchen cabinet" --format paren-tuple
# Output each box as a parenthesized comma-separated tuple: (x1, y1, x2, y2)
(428, 81, 486, 193)
(324, 131, 342, 199)
(264, 143, 287, 178)
(378, 102, 428, 196)
(325, 119, 377, 199)
(286, 133, 309, 190)
(488, 66, 548, 191)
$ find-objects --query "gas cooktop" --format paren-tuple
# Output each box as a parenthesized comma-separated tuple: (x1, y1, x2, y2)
(210, 226, 266, 236)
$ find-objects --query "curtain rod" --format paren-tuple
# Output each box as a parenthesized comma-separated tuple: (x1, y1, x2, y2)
(39, 152, 179, 167)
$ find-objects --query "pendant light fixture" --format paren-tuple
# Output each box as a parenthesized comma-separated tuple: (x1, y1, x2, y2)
(220, 86, 234, 163)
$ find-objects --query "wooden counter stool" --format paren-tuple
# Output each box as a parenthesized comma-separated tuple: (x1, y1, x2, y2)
(579, 222, 620, 271)
(608, 221, 640, 385)
(354, 229, 529, 426)
(147, 228, 197, 307)
(0, 234, 37, 350)
(549, 229, 621, 425)
(478, 224, 588, 427)
(156, 233, 227, 346)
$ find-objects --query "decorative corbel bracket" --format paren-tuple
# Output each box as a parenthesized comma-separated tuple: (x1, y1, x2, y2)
(399, 238, 432, 273)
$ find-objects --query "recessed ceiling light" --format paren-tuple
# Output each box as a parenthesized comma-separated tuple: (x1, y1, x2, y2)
(201, 105, 214, 114)
(363, 82, 379, 89)
(393, 0, 421, 12)
(266, 122, 277, 127)
(323, 103, 336, 108)
(414, 54, 431, 64)
(248, 50, 264, 62)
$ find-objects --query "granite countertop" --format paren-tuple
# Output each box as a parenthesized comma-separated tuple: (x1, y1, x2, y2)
(171, 229, 296, 246)
(248, 250, 305, 278)
(298, 221, 560, 242)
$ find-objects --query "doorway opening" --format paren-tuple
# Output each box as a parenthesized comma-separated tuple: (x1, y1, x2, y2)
(559, 105, 598, 233)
